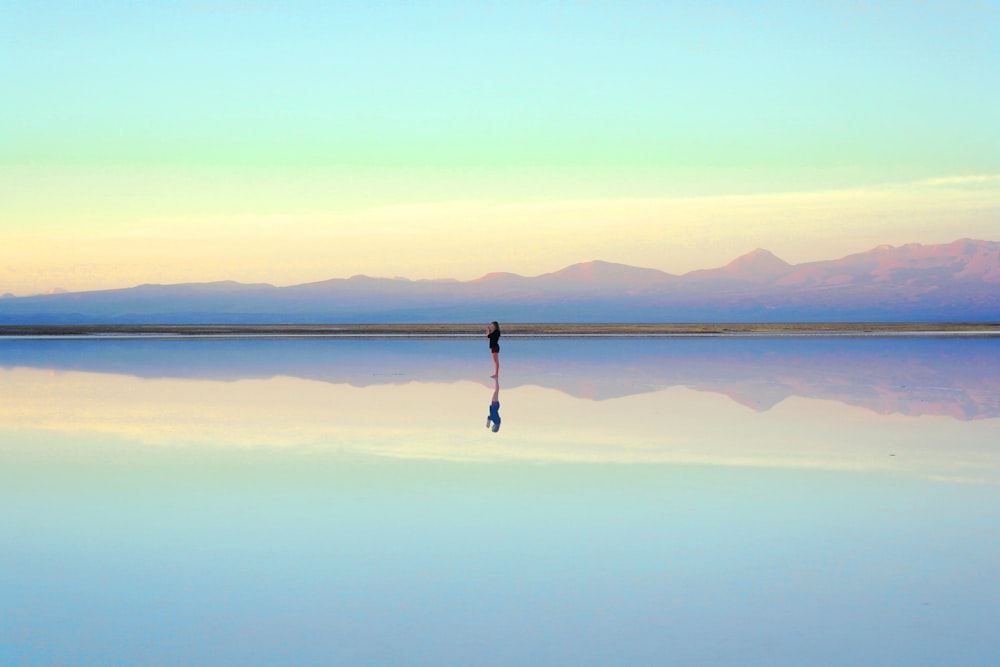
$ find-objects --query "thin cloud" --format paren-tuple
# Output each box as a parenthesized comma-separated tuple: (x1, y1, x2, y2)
(920, 174, 1000, 188)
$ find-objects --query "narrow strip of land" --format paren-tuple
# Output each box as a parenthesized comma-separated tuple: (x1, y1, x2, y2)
(1, 323, 998, 337)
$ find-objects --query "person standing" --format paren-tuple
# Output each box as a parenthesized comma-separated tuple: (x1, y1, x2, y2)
(486, 321, 501, 377)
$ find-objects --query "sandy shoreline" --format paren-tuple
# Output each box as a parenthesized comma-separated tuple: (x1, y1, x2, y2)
(1, 322, 999, 338)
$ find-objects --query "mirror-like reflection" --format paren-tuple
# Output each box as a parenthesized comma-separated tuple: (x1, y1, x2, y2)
(2, 336, 998, 418)
(1, 337, 998, 480)
(1, 336, 999, 666)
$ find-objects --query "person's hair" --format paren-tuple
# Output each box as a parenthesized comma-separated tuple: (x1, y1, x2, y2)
(491, 321, 500, 330)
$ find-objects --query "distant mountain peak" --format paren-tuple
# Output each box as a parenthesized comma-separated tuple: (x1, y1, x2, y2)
(474, 271, 526, 282)
(722, 248, 792, 281)
(545, 260, 673, 283)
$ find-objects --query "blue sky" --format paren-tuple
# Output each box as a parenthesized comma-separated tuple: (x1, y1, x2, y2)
(2, 0, 998, 293)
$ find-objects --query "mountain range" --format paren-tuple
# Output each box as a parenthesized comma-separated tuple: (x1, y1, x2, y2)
(2, 238, 998, 323)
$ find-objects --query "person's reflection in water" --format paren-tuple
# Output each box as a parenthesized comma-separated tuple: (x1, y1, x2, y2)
(486, 376, 501, 433)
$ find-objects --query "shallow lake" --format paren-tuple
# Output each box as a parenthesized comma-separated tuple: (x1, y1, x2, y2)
(2, 336, 999, 666)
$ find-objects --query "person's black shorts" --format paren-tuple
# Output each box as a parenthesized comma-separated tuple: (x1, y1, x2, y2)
(490, 344, 500, 353)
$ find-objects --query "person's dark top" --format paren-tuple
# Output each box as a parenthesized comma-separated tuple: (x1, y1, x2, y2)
(488, 326, 501, 353)
(488, 401, 501, 431)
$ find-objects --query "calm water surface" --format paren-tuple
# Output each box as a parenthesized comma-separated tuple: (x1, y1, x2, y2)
(2, 337, 999, 666)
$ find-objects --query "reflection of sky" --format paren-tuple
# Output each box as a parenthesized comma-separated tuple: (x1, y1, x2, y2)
(1, 337, 998, 481)
(2, 338, 1000, 665)
(3, 435, 999, 665)
(3, 336, 999, 417)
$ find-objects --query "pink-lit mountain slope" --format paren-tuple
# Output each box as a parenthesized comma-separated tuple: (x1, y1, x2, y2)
(1, 239, 997, 323)
(775, 238, 1000, 287)
(684, 248, 794, 283)
(659, 239, 1000, 320)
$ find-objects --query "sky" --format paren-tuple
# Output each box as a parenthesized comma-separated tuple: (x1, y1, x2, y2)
(2, 0, 999, 295)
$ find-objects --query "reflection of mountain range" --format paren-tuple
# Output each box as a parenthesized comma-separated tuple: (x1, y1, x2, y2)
(1, 239, 998, 322)
(3, 337, 998, 420)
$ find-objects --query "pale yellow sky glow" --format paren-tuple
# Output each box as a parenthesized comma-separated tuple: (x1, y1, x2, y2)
(2, 176, 998, 295)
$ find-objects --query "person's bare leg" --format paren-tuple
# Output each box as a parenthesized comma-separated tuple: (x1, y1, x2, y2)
(491, 351, 499, 377)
